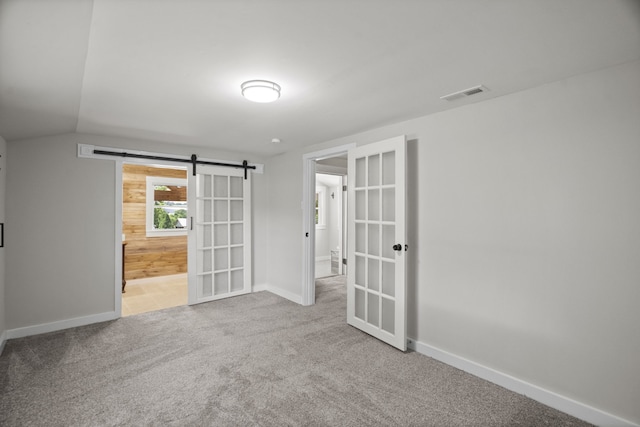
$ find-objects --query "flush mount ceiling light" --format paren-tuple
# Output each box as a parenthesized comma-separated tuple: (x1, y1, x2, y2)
(241, 80, 281, 103)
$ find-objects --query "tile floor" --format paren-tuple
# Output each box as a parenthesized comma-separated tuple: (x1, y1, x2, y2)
(122, 273, 187, 316)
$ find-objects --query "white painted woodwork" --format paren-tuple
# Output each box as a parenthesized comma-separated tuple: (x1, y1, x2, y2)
(188, 166, 252, 305)
(347, 135, 406, 351)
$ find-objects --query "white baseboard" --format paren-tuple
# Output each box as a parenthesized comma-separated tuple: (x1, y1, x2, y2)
(5, 311, 119, 340)
(256, 283, 303, 305)
(407, 338, 638, 427)
(252, 283, 268, 292)
(0, 330, 6, 356)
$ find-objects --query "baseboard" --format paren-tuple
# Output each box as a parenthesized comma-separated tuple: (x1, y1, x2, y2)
(0, 330, 7, 356)
(252, 283, 268, 292)
(259, 284, 303, 305)
(407, 338, 638, 427)
(5, 311, 119, 340)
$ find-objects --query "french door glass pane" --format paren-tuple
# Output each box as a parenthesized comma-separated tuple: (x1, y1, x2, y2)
(382, 151, 395, 185)
(367, 293, 379, 326)
(214, 224, 228, 246)
(214, 200, 228, 221)
(214, 176, 228, 197)
(356, 157, 366, 188)
(230, 177, 243, 197)
(230, 224, 243, 245)
(355, 223, 365, 253)
(201, 249, 212, 273)
(355, 190, 365, 220)
(368, 258, 379, 291)
(214, 248, 228, 270)
(200, 275, 212, 297)
(200, 175, 212, 198)
(214, 272, 229, 295)
(382, 188, 395, 221)
(381, 297, 395, 333)
(202, 224, 212, 248)
(355, 288, 366, 320)
(382, 225, 395, 259)
(355, 255, 365, 287)
(230, 270, 244, 292)
(230, 247, 243, 268)
(230, 200, 243, 221)
(382, 261, 395, 297)
(368, 154, 380, 186)
(368, 189, 380, 220)
(368, 224, 379, 256)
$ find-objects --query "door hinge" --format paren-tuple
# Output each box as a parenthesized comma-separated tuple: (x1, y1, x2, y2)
(342, 185, 347, 191)
(343, 258, 347, 265)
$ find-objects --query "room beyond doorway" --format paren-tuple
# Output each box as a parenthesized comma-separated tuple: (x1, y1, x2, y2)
(121, 164, 188, 316)
(315, 173, 344, 278)
(122, 273, 187, 316)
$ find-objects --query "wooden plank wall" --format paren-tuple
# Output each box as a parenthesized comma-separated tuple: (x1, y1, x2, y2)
(123, 164, 187, 280)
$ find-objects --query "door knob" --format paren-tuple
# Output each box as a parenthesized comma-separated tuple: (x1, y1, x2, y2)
(393, 244, 402, 251)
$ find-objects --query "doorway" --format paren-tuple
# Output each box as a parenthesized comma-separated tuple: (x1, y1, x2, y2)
(314, 170, 346, 279)
(301, 143, 355, 306)
(121, 163, 188, 316)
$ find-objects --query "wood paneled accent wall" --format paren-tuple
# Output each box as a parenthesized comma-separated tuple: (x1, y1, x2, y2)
(123, 164, 187, 280)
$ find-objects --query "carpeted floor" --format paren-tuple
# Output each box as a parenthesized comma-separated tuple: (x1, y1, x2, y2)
(0, 276, 592, 426)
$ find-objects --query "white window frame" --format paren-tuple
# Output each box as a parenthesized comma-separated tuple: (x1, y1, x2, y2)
(146, 176, 188, 237)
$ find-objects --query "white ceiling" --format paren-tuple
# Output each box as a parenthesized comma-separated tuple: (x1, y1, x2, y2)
(1, 0, 639, 156)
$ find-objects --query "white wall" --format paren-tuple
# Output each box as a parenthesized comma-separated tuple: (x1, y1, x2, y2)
(314, 185, 330, 259)
(5, 133, 267, 331)
(264, 60, 640, 424)
(327, 184, 341, 253)
(0, 136, 6, 351)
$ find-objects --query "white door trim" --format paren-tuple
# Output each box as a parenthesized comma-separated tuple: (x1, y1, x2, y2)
(114, 161, 123, 317)
(301, 143, 356, 306)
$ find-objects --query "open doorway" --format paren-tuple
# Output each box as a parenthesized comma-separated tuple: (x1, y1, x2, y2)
(314, 156, 348, 280)
(314, 173, 343, 278)
(121, 164, 188, 316)
(301, 143, 355, 306)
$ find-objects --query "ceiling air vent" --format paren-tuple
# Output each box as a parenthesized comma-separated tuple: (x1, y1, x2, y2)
(440, 85, 489, 102)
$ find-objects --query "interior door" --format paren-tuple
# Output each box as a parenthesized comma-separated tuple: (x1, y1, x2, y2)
(187, 165, 252, 305)
(347, 135, 406, 350)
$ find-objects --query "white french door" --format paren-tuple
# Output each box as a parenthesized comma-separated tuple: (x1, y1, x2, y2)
(347, 135, 407, 350)
(187, 165, 252, 305)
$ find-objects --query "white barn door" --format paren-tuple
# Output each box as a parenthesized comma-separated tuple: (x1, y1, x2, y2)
(347, 135, 407, 350)
(188, 165, 252, 305)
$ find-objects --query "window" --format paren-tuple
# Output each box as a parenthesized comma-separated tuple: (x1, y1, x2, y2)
(315, 186, 326, 229)
(146, 176, 188, 237)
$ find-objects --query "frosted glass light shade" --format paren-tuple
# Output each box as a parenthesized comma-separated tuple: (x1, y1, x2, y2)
(241, 80, 281, 103)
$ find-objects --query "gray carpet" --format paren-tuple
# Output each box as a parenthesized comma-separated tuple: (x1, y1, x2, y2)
(0, 276, 592, 426)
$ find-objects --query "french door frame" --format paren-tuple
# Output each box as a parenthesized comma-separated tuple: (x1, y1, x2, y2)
(301, 143, 356, 306)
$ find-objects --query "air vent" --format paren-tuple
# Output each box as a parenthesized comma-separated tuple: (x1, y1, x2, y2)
(440, 85, 489, 102)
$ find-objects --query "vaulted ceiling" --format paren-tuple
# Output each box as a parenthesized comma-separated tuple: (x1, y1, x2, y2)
(1, 0, 639, 156)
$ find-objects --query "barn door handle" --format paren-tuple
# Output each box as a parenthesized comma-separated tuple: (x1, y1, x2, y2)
(393, 244, 402, 251)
